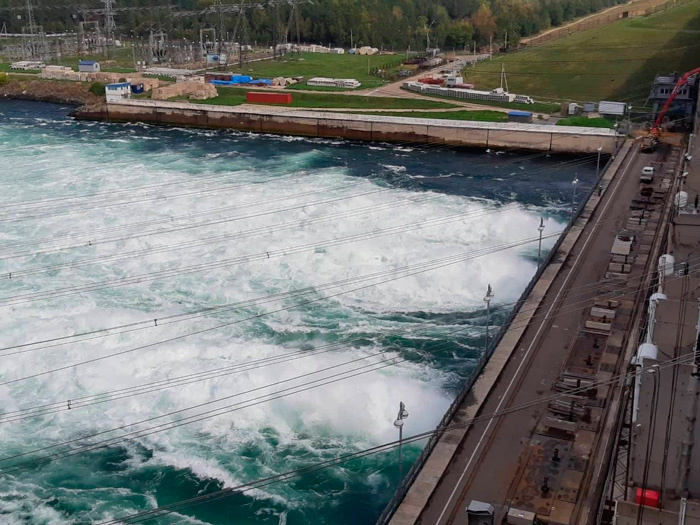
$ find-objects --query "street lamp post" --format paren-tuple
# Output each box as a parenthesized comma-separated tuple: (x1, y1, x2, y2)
(394, 401, 409, 480)
(484, 284, 494, 353)
(571, 175, 579, 220)
(537, 217, 545, 269)
(596, 146, 602, 181)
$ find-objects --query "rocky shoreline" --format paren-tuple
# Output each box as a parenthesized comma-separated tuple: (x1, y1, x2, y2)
(0, 77, 105, 110)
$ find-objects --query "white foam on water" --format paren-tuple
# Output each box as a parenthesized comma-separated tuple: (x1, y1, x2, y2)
(0, 108, 567, 522)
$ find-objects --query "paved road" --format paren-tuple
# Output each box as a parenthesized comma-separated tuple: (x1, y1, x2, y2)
(418, 146, 650, 524)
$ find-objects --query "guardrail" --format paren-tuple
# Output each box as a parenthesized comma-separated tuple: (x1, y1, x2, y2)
(375, 146, 620, 525)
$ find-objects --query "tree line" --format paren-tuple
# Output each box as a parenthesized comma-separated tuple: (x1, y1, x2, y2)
(1, 0, 628, 50)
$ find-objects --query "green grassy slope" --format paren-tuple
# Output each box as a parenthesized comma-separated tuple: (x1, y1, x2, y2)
(461, 0, 700, 103)
(224, 53, 405, 90)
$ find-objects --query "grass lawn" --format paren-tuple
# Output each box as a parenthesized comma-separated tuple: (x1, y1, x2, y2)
(460, 0, 700, 103)
(557, 116, 615, 128)
(47, 47, 136, 71)
(222, 53, 406, 90)
(352, 110, 509, 122)
(102, 67, 137, 74)
(195, 87, 459, 110)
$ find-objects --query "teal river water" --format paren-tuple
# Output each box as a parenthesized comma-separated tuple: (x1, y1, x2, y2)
(0, 101, 599, 525)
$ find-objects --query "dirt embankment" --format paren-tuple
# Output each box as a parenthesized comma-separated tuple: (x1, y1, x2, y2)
(0, 77, 105, 109)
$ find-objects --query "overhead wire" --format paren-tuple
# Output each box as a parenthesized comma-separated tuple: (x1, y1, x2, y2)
(4, 260, 700, 425)
(3, 208, 690, 362)
(0, 149, 600, 257)
(100, 350, 700, 525)
(0, 131, 574, 224)
(0, 156, 599, 277)
(0, 204, 559, 308)
(7, 348, 697, 520)
(0, 231, 564, 387)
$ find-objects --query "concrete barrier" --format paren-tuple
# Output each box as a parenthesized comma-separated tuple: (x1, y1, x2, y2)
(156, 107, 208, 127)
(488, 129, 552, 150)
(261, 115, 319, 136)
(99, 99, 619, 154)
(318, 119, 373, 140)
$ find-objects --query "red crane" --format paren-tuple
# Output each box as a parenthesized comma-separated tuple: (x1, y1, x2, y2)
(649, 66, 700, 136)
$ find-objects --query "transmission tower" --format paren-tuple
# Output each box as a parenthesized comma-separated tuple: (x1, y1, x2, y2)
(102, 0, 116, 52)
(22, 0, 46, 59)
(79, 20, 102, 54)
(215, 0, 226, 54)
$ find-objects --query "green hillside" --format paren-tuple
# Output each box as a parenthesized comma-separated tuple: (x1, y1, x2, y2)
(224, 53, 406, 90)
(461, 0, 700, 103)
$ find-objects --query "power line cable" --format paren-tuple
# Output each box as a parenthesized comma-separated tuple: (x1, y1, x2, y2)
(2, 155, 599, 276)
(0, 231, 562, 387)
(4, 261, 698, 424)
(2, 207, 684, 361)
(100, 350, 699, 524)
(0, 206, 533, 307)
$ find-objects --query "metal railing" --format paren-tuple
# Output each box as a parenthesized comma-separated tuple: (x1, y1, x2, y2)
(375, 146, 621, 525)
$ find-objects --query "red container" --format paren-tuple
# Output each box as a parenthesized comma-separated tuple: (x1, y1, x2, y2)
(635, 488, 660, 508)
(205, 73, 232, 83)
(246, 92, 292, 104)
(418, 77, 444, 85)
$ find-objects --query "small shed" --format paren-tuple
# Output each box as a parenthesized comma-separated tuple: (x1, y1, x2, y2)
(508, 110, 533, 123)
(568, 102, 582, 115)
(445, 76, 464, 87)
(78, 60, 100, 73)
(105, 82, 131, 102)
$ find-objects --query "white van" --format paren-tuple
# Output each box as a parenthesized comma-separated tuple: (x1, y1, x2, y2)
(641, 166, 654, 183)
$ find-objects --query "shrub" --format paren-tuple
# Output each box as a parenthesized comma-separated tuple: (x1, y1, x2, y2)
(89, 82, 105, 96)
(0, 73, 9, 86)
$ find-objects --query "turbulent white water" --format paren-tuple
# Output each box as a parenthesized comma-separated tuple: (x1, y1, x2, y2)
(0, 101, 593, 524)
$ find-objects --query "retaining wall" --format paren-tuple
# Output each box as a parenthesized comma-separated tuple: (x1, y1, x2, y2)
(98, 99, 619, 154)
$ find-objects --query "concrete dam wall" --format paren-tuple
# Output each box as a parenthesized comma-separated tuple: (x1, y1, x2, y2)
(97, 99, 618, 154)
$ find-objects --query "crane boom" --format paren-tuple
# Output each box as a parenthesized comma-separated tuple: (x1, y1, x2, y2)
(650, 66, 700, 136)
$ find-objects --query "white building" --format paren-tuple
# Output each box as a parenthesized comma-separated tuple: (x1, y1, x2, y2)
(105, 82, 131, 102)
(445, 76, 464, 87)
(10, 61, 45, 70)
(78, 60, 101, 72)
(307, 77, 361, 88)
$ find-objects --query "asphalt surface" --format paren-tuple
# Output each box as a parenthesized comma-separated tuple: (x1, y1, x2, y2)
(418, 146, 651, 525)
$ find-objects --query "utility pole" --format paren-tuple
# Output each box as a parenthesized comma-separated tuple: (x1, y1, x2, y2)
(489, 35, 492, 60)
(596, 145, 602, 180)
(537, 217, 545, 269)
(393, 401, 409, 480)
(571, 175, 579, 220)
(131, 35, 137, 70)
(484, 284, 494, 352)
